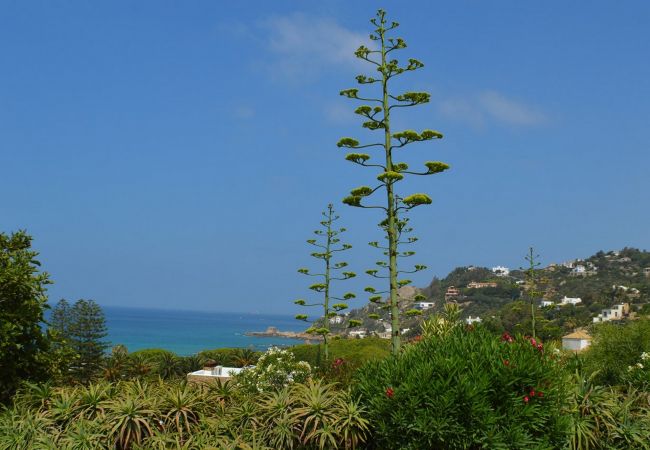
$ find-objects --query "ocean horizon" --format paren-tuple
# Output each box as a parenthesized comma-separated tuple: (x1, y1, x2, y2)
(82, 305, 306, 356)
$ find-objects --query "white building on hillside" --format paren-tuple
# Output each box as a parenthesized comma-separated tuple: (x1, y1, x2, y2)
(541, 300, 555, 307)
(491, 265, 510, 277)
(415, 301, 435, 310)
(348, 329, 367, 339)
(329, 315, 344, 324)
(593, 303, 630, 323)
(561, 296, 582, 305)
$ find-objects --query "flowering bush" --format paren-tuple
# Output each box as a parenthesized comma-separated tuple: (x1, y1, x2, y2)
(233, 347, 311, 393)
(623, 351, 650, 391)
(354, 325, 571, 449)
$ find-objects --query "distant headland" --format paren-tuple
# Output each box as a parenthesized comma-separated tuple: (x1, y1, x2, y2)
(245, 326, 322, 342)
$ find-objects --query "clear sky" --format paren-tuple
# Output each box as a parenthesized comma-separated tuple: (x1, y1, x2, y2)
(1, 1, 649, 314)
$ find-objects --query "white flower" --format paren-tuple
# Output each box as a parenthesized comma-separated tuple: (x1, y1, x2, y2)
(641, 352, 649, 361)
(628, 366, 634, 372)
(636, 363, 644, 369)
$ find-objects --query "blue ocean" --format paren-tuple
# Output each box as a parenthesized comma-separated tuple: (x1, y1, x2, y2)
(101, 306, 307, 356)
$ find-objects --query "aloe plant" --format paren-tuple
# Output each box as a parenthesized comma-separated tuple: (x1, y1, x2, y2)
(338, 9, 449, 353)
(295, 204, 356, 361)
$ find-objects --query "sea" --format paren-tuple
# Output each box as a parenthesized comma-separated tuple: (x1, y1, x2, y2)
(92, 306, 306, 356)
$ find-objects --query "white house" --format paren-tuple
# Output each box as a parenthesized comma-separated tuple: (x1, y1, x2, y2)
(187, 364, 246, 384)
(491, 265, 510, 277)
(540, 300, 555, 307)
(561, 296, 582, 305)
(348, 329, 367, 339)
(593, 303, 630, 323)
(415, 301, 435, 310)
(329, 315, 344, 324)
(562, 330, 592, 352)
(572, 265, 586, 274)
(465, 316, 482, 325)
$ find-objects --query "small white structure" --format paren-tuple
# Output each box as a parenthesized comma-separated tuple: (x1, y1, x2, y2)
(541, 300, 555, 307)
(377, 330, 391, 339)
(491, 265, 510, 277)
(593, 303, 630, 323)
(348, 329, 367, 339)
(415, 301, 435, 310)
(465, 316, 482, 325)
(573, 265, 586, 274)
(329, 315, 344, 324)
(561, 296, 582, 305)
(562, 330, 592, 352)
(187, 365, 245, 384)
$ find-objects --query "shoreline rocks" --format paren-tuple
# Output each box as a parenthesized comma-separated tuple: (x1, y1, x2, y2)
(245, 326, 322, 341)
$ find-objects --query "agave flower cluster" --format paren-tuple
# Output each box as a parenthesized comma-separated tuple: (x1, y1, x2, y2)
(234, 347, 312, 394)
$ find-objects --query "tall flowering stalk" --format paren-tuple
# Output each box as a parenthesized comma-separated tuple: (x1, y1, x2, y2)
(294, 204, 356, 361)
(338, 10, 449, 353)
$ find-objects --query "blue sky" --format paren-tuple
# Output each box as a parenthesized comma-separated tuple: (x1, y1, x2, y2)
(1, 1, 649, 314)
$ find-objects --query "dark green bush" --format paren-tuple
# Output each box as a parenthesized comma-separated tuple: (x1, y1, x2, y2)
(354, 326, 571, 449)
(290, 338, 390, 383)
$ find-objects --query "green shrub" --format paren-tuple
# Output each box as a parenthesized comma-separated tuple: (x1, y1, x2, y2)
(197, 348, 260, 367)
(354, 326, 571, 449)
(621, 351, 650, 391)
(583, 319, 650, 385)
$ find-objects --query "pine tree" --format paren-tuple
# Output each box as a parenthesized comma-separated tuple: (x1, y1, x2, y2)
(67, 299, 109, 383)
(338, 10, 450, 353)
(294, 204, 356, 361)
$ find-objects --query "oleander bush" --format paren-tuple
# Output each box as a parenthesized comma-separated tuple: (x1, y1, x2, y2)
(354, 325, 572, 449)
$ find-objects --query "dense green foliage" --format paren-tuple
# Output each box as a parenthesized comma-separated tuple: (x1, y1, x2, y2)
(354, 325, 571, 449)
(0, 231, 53, 403)
(291, 338, 391, 384)
(582, 319, 650, 386)
(0, 377, 370, 450)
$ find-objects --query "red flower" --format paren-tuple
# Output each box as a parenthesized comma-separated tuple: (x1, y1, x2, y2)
(529, 390, 536, 397)
(538, 391, 544, 398)
(501, 332, 513, 343)
(385, 387, 394, 398)
(413, 335, 423, 342)
(503, 359, 510, 366)
(332, 358, 344, 368)
(530, 338, 537, 347)
(523, 396, 529, 403)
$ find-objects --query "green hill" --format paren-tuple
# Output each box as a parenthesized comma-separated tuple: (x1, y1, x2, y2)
(330, 247, 650, 340)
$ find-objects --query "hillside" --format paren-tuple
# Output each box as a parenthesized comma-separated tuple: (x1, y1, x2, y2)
(330, 247, 650, 340)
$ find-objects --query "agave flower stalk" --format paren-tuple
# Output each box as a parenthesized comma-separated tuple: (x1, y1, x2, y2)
(295, 204, 356, 361)
(338, 10, 449, 353)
